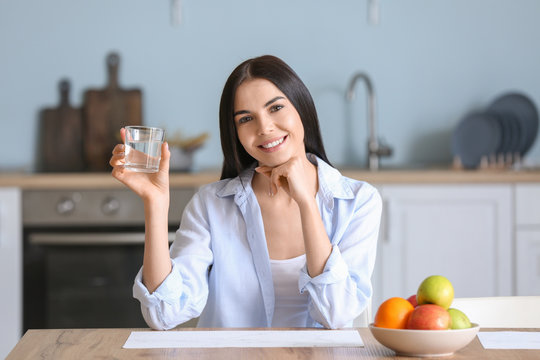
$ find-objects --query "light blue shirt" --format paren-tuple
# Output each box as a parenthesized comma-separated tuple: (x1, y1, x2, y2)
(133, 155, 382, 330)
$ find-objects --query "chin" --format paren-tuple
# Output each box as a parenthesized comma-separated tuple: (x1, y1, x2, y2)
(253, 144, 305, 167)
(257, 156, 289, 168)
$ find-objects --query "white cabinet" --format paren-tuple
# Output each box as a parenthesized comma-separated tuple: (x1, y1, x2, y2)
(371, 184, 513, 311)
(516, 231, 540, 295)
(0, 188, 22, 358)
(515, 184, 540, 296)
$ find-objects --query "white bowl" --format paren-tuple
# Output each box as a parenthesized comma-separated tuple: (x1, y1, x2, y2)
(369, 323, 480, 357)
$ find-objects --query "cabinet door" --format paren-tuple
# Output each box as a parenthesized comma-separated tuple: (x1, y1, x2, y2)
(0, 188, 22, 358)
(515, 184, 540, 225)
(516, 230, 540, 295)
(515, 183, 540, 296)
(372, 185, 512, 311)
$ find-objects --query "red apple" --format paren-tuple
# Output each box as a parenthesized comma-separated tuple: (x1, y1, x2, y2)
(406, 304, 451, 330)
(407, 294, 418, 307)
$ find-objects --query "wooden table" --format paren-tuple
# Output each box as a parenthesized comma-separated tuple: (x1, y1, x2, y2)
(6, 328, 540, 359)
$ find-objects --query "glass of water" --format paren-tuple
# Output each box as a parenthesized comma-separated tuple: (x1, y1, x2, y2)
(124, 126, 165, 173)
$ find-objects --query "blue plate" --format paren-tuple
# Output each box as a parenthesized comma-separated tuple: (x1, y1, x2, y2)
(487, 93, 538, 156)
(452, 112, 502, 169)
(488, 110, 522, 156)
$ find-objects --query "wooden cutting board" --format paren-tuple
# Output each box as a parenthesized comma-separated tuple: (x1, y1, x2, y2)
(38, 79, 85, 172)
(82, 53, 142, 171)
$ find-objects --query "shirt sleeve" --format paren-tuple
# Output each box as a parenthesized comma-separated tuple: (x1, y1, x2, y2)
(132, 191, 213, 330)
(298, 184, 382, 329)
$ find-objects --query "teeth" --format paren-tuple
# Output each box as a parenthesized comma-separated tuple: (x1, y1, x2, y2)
(262, 137, 284, 149)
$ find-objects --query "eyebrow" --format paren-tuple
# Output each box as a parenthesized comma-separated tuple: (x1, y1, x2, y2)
(233, 109, 249, 117)
(233, 96, 286, 117)
(264, 96, 285, 107)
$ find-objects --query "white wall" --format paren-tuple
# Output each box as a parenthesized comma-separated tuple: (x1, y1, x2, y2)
(1, 0, 539, 171)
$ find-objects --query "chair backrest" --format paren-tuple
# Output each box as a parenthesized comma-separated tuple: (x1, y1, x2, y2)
(352, 299, 373, 327)
(451, 296, 540, 328)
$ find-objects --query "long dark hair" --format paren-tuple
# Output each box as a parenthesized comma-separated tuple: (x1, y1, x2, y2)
(219, 55, 331, 179)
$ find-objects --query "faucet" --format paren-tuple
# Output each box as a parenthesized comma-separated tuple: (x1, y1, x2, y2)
(346, 72, 393, 170)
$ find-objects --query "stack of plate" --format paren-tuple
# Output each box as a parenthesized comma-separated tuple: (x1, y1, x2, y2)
(452, 93, 539, 169)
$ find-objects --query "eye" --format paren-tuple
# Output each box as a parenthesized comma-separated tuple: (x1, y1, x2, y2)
(237, 115, 252, 124)
(270, 104, 283, 112)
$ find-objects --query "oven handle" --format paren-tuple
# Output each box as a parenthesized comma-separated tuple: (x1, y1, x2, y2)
(28, 232, 176, 245)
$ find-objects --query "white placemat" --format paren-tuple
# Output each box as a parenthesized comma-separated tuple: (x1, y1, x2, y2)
(477, 331, 540, 349)
(123, 330, 363, 349)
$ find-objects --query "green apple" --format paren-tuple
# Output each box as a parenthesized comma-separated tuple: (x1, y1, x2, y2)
(416, 275, 454, 309)
(448, 308, 472, 329)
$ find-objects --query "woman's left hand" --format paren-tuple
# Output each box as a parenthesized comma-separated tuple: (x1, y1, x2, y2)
(255, 156, 316, 205)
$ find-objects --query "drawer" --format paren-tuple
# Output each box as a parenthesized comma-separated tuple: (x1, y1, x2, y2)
(515, 184, 540, 226)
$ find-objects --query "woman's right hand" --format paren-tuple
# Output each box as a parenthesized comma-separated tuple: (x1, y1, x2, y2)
(109, 128, 171, 204)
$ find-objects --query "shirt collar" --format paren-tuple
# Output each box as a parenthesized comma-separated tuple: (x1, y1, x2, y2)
(308, 154, 354, 210)
(216, 164, 256, 206)
(216, 154, 354, 208)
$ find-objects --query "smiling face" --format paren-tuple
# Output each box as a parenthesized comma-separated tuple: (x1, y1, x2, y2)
(233, 78, 306, 167)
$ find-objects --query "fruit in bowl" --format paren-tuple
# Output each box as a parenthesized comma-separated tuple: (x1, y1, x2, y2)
(374, 297, 414, 329)
(371, 274, 478, 355)
(406, 294, 418, 307)
(448, 308, 472, 329)
(417, 275, 454, 309)
(406, 304, 451, 330)
(374, 275, 474, 331)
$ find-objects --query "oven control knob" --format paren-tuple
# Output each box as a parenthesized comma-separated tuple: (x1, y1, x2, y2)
(56, 198, 76, 215)
(102, 197, 120, 215)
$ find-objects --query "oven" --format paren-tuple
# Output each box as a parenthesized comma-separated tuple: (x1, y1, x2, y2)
(22, 188, 195, 332)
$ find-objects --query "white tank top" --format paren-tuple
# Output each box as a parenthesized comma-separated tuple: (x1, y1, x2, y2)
(270, 254, 309, 327)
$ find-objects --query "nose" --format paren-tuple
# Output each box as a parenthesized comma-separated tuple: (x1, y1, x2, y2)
(256, 114, 274, 135)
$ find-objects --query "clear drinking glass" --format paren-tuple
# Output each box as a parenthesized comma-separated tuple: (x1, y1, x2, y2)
(124, 126, 165, 173)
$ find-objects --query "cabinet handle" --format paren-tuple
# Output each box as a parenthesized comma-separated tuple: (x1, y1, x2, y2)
(0, 202, 3, 247)
(29, 232, 176, 245)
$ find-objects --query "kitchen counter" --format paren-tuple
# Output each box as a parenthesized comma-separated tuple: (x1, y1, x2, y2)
(1, 168, 540, 189)
(7, 327, 540, 359)
(0, 171, 220, 189)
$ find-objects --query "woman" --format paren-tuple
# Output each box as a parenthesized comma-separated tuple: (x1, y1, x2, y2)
(110, 55, 382, 330)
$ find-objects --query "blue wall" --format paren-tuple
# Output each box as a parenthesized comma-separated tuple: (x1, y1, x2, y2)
(2, 0, 540, 171)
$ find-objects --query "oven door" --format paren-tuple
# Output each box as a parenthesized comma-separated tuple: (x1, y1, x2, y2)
(22, 188, 196, 332)
(23, 230, 175, 331)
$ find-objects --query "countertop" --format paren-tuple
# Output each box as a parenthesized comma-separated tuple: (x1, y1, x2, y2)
(1, 168, 540, 189)
(7, 327, 540, 360)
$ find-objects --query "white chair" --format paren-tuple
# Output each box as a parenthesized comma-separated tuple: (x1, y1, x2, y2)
(352, 299, 373, 327)
(451, 296, 540, 328)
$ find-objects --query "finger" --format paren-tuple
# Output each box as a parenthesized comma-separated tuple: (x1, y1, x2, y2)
(120, 127, 126, 142)
(109, 153, 126, 168)
(256, 166, 277, 196)
(269, 169, 283, 196)
(111, 165, 126, 182)
(112, 144, 125, 155)
(255, 166, 273, 179)
(159, 141, 171, 172)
